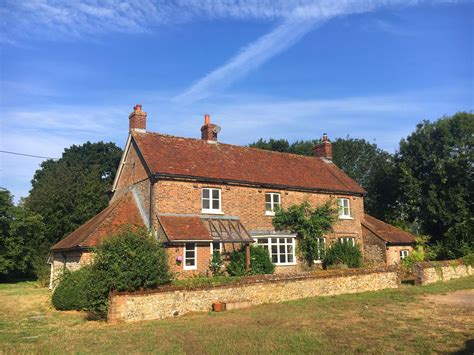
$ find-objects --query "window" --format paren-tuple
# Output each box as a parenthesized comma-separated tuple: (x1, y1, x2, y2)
(265, 193, 281, 216)
(184, 243, 197, 270)
(339, 237, 356, 246)
(314, 237, 326, 261)
(337, 198, 352, 219)
(210, 242, 222, 255)
(202, 188, 222, 213)
(400, 250, 409, 260)
(255, 237, 296, 265)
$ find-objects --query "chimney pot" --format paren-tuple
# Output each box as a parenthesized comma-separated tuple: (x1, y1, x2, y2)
(129, 104, 146, 132)
(204, 114, 210, 125)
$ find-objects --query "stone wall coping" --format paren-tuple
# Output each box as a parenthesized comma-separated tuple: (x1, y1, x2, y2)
(414, 259, 466, 269)
(110, 266, 398, 297)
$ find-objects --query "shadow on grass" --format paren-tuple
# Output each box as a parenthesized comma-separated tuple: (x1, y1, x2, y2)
(0, 275, 37, 284)
(451, 339, 474, 355)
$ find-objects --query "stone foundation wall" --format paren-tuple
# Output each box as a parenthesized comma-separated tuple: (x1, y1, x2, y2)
(413, 260, 473, 285)
(108, 267, 399, 323)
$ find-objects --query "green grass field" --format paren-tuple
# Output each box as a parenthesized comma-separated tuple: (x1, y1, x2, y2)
(1, 277, 473, 354)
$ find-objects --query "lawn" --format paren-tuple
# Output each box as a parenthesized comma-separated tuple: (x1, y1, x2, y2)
(1, 277, 473, 354)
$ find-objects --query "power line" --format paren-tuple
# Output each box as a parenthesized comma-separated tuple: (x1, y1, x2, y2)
(0, 150, 58, 160)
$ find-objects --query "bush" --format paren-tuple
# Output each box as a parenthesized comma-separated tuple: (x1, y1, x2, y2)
(209, 251, 224, 276)
(86, 227, 171, 316)
(401, 249, 425, 271)
(226, 245, 275, 276)
(324, 242, 363, 269)
(52, 266, 93, 310)
(462, 252, 474, 267)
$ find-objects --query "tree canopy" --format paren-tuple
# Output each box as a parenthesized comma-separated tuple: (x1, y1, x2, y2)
(24, 142, 122, 246)
(396, 112, 474, 258)
(0, 188, 47, 279)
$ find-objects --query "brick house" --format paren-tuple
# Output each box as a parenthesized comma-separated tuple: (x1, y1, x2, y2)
(49, 105, 414, 287)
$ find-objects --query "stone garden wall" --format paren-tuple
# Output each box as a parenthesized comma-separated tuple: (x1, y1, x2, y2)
(413, 260, 473, 285)
(108, 267, 399, 323)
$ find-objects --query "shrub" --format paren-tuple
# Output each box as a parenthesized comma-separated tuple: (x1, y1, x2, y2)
(401, 249, 425, 271)
(52, 266, 93, 310)
(86, 227, 171, 317)
(323, 242, 362, 269)
(226, 245, 275, 276)
(209, 251, 224, 276)
(462, 252, 474, 267)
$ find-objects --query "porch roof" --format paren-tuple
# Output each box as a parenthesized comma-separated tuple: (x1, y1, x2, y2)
(157, 214, 253, 243)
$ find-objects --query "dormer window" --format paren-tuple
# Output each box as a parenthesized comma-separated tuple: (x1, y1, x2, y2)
(337, 198, 352, 219)
(265, 193, 281, 216)
(202, 188, 222, 214)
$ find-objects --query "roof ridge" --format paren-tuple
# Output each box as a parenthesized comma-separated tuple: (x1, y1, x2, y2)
(133, 130, 326, 162)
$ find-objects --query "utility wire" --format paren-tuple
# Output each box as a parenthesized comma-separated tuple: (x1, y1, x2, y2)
(0, 150, 58, 160)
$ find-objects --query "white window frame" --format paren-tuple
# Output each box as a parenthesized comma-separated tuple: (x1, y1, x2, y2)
(339, 237, 356, 246)
(183, 243, 197, 270)
(201, 188, 223, 214)
(314, 237, 326, 262)
(400, 249, 409, 260)
(253, 236, 296, 266)
(337, 198, 352, 219)
(210, 242, 222, 255)
(265, 192, 281, 216)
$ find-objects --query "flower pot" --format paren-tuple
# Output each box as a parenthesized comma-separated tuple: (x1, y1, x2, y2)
(212, 301, 226, 312)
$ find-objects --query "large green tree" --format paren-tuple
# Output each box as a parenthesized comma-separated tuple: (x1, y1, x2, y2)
(249, 137, 397, 219)
(0, 188, 47, 278)
(396, 112, 474, 258)
(24, 142, 122, 246)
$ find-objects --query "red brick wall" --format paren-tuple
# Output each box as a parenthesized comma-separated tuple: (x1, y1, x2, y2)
(155, 180, 363, 241)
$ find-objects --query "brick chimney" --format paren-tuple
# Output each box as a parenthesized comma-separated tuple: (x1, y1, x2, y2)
(129, 104, 146, 132)
(313, 133, 332, 160)
(201, 114, 219, 141)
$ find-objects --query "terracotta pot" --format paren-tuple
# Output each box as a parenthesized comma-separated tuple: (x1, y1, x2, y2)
(212, 301, 225, 312)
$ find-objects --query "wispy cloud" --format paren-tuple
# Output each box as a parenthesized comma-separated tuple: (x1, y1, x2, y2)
(174, 0, 426, 103)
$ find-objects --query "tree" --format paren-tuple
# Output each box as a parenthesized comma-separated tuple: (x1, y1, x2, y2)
(24, 142, 122, 246)
(249, 137, 398, 220)
(396, 112, 474, 258)
(272, 201, 337, 266)
(0, 188, 47, 278)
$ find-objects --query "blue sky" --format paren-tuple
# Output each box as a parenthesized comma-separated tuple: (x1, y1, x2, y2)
(0, 0, 472, 202)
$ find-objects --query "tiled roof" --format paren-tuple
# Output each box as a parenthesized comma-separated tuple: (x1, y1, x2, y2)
(158, 215, 212, 242)
(51, 192, 145, 251)
(157, 215, 254, 243)
(362, 214, 415, 245)
(132, 131, 366, 195)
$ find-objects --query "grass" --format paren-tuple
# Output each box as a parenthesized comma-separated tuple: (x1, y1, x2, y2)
(1, 277, 473, 354)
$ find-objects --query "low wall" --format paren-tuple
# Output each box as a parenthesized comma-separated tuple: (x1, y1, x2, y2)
(413, 260, 473, 285)
(108, 267, 399, 323)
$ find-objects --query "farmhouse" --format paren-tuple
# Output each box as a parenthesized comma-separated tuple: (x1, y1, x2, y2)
(49, 105, 414, 286)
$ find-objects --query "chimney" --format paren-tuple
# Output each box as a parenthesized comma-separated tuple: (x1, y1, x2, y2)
(313, 133, 332, 160)
(201, 114, 219, 141)
(129, 104, 146, 132)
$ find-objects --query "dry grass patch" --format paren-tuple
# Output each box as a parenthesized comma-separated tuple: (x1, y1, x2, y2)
(0, 277, 473, 354)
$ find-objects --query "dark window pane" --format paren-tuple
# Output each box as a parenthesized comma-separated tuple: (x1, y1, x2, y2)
(280, 254, 286, 263)
(271, 238, 277, 244)
(272, 255, 278, 263)
(288, 254, 293, 263)
(203, 199, 210, 209)
(266, 203, 272, 211)
(271, 245, 277, 254)
(203, 189, 210, 198)
(279, 245, 285, 254)
(212, 199, 220, 209)
(265, 194, 272, 203)
(212, 189, 219, 199)
(274, 194, 280, 203)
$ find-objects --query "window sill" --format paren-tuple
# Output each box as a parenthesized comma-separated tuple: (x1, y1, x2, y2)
(201, 210, 224, 215)
(265, 211, 275, 216)
(183, 266, 197, 271)
(338, 216, 354, 220)
(274, 262, 297, 266)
